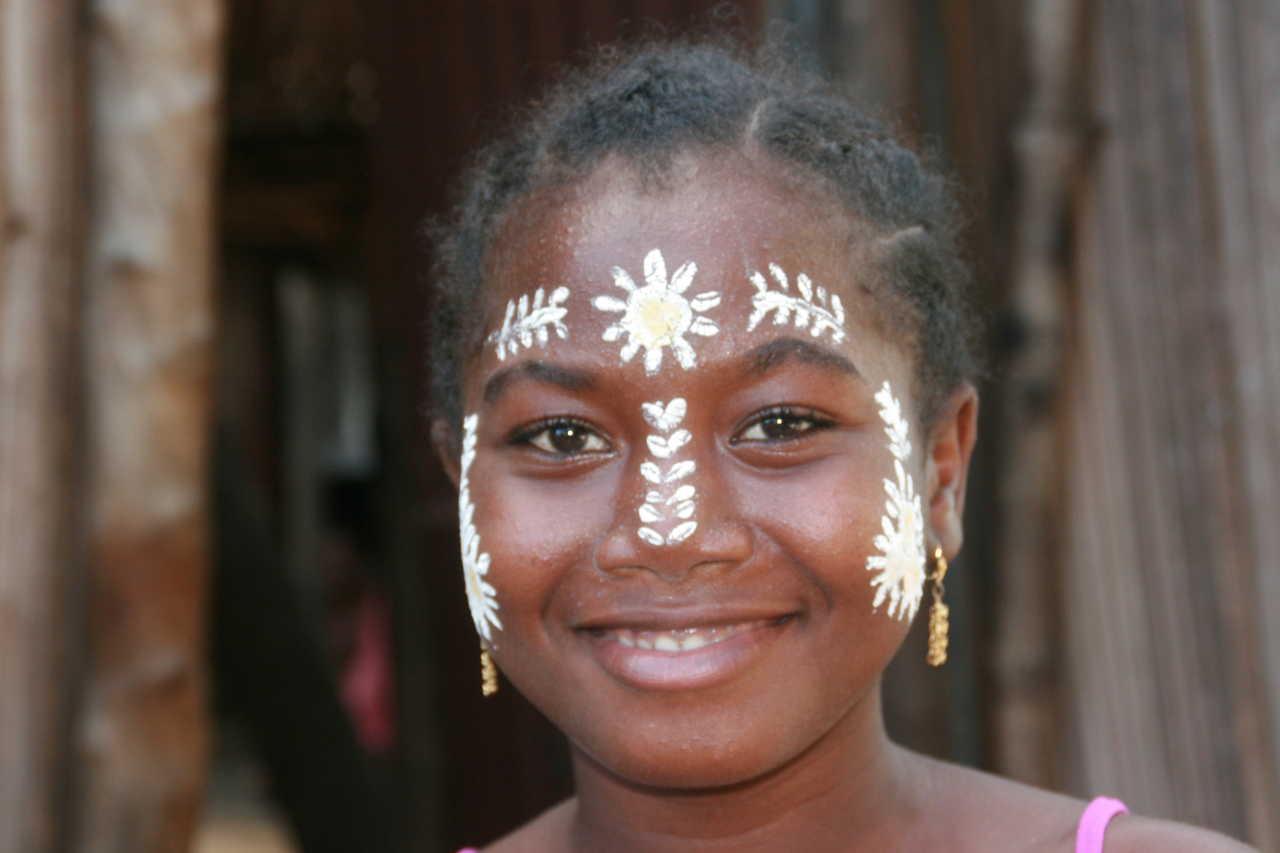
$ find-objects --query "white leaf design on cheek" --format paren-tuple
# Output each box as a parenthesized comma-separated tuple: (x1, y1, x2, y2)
(458, 414, 502, 641)
(863, 381, 927, 622)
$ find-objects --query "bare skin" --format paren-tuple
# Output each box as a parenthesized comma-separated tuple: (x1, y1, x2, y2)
(438, 153, 1255, 853)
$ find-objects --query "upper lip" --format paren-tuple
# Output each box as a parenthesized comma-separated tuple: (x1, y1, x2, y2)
(572, 605, 797, 632)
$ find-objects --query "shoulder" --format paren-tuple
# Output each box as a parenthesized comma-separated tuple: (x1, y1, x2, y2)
(904, 754, 1255, 852)
(1102, 815, 1257, 852)
(476, 797, 575, 853)
(906, 754, 1089, 851)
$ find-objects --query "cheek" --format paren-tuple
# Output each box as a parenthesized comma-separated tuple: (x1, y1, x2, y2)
(472, 469, 617, 615)
(733, 459, 887, 597)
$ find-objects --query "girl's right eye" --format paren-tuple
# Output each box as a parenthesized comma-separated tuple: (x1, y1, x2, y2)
(513, 419, 610, 456)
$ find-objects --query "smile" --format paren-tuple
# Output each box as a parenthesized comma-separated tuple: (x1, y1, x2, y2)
(595, 619, 777, 652)
(580, 615, 794, 692)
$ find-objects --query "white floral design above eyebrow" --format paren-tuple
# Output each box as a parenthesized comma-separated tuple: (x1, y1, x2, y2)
(636, 397, 699, 546)
(593, 248, 721, 375)
(487, 286, 570, 361)
(459, 414, 502, 641)
(864, 381, 926, 621)
(747, 264, 847, 344)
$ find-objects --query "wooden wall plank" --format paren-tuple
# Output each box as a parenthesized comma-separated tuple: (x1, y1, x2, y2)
(989, 0, 1092, 787)
(1188, 0, 1280, 843)
(73, 1, 225, 850)
(0, 1, 83, 850)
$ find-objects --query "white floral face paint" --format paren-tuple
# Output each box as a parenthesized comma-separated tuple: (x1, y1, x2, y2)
(487, 286, 570, 361)
(747, 264, 847, 344)
(865, 381, 927, 621)
(593, 248, 721, 375)
(459, 414, 502, 640)
(636, 397, 700, 546)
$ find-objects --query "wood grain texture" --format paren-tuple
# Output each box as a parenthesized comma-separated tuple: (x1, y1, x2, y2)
(74, 0, 225, 850)
(0, 1, 83, 851)
(1063, 0, 1279, 844)
(991, 0, 1093, 787)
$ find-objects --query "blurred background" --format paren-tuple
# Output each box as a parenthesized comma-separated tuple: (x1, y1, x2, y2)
(1, 0, 1277, 851)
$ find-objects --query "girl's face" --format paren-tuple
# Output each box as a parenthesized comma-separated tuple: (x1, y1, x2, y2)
(445, 155, 974, 790)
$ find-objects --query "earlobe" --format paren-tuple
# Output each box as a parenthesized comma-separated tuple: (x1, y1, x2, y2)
(926, 384, 979, 557)
(432, 418, 463, 488)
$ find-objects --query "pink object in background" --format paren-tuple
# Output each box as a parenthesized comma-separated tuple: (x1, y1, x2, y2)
(340, 593, 396, 752)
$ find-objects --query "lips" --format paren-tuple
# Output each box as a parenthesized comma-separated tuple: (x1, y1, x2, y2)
(576, 612, 795, 692)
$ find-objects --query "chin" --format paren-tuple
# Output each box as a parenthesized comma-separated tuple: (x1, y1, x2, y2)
(568, 702, 819, 793)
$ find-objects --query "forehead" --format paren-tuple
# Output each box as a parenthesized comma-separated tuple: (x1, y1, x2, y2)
(487, 155, 861, 305)
(472, 153, 903, 391)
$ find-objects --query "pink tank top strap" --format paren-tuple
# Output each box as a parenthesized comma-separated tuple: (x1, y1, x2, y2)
(1075, 796, 1129, 853)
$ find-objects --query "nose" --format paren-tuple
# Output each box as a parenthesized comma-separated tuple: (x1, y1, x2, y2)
(594, 463, 753, 583)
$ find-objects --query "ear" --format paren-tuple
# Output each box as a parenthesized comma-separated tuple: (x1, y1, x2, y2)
(432, 418, 463, 489)
(924, 384, 978, 559)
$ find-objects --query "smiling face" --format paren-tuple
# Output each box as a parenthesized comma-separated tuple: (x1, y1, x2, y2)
(446, 153, 970, 791)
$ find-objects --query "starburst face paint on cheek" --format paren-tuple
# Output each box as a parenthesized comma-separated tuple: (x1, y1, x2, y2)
(459, 413, 503, 641)
(593, 248, 721, 375)
(487, 285, 571, 361)
(864, 381, 927, 620)
(636, 397, 699, 546)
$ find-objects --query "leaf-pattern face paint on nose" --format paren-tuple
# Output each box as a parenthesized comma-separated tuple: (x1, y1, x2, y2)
(636, 397, 701, 547)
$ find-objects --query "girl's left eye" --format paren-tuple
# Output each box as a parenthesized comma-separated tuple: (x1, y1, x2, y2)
(736, 407, 834, 442)
(517, 420, 610, 456)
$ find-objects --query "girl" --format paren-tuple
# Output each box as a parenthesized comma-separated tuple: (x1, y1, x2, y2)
(428, 40, 1252, 853)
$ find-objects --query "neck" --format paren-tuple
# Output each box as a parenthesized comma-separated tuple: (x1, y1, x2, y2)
(567, 687, 922, 853)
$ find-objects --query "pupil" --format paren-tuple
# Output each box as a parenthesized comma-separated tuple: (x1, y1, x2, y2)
(762, 415, 793, 439)
(550, 425, 586, 453)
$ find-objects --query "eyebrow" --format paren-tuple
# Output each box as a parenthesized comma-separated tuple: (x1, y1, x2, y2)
(742, 337, 863, 380)
(482, 360, 597, 405)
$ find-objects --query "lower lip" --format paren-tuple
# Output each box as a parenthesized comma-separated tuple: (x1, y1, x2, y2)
(582, 619, 791, 692)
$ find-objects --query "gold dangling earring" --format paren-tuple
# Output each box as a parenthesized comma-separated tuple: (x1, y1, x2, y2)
(926, 546, 950, 667)
(480, 645, 499, 697)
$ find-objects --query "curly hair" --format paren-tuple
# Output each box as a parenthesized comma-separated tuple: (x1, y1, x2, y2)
(427, 38, 980, 434)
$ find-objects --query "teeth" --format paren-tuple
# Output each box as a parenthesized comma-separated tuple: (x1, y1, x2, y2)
(654, 635, 679, 652)
(604, 621, 768, 653)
